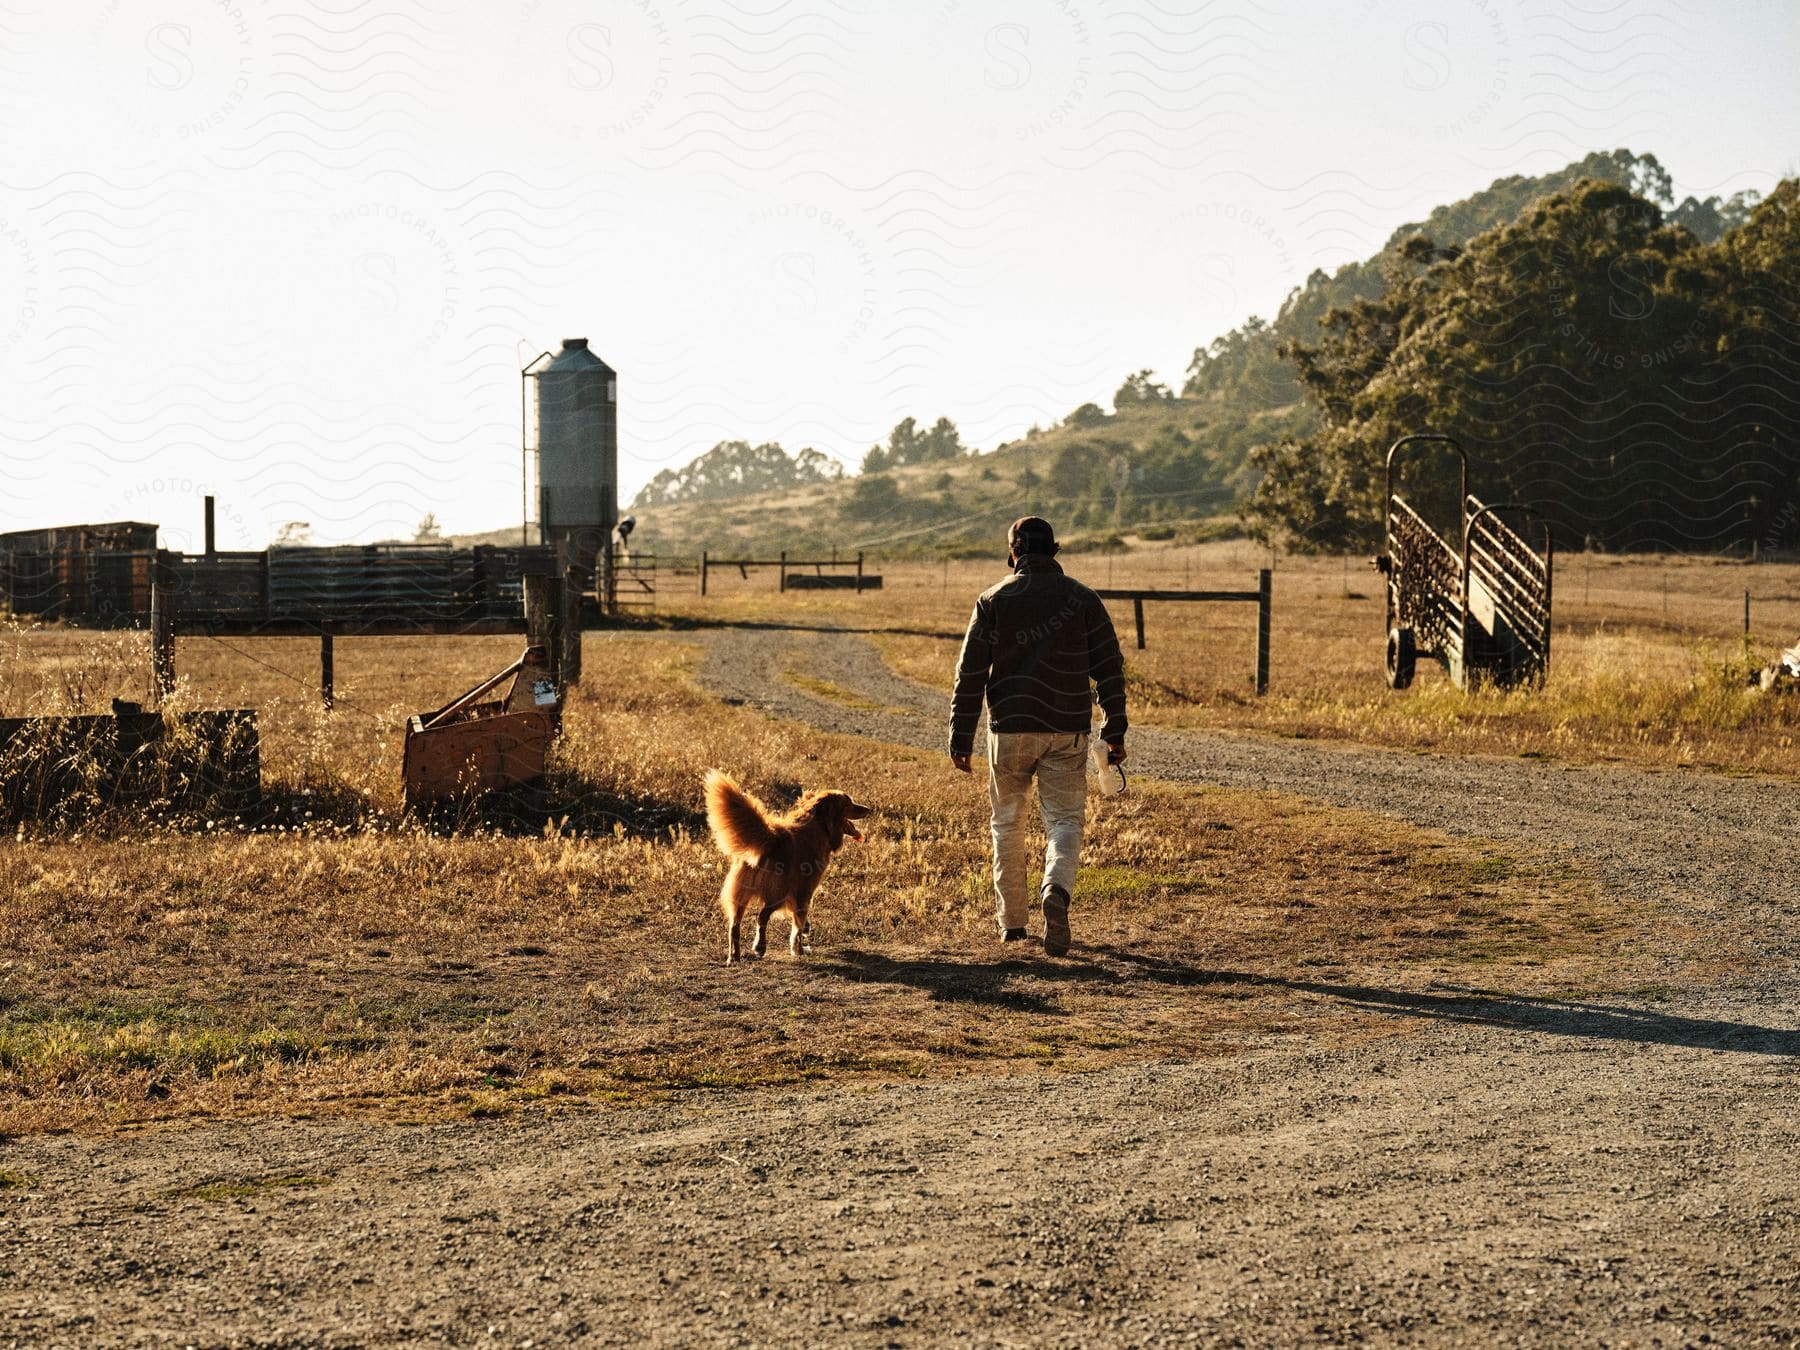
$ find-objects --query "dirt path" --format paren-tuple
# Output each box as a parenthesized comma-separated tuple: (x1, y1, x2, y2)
(5, 625, 1797, 1346)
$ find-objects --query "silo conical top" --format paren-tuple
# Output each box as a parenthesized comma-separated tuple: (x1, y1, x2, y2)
(546, 336, 614, 375)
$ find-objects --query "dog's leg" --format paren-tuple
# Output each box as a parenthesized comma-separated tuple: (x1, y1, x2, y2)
(790, 898, 811, 957)
(753, 904, 776, 958)
(722, 865, 746, 966)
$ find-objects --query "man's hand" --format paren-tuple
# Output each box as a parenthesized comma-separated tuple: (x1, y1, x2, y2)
(951, 753, 972, 774)
(1106, 741, 1126, 766)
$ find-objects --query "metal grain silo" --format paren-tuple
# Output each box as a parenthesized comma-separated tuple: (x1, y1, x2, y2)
(523, 337, 617, 580)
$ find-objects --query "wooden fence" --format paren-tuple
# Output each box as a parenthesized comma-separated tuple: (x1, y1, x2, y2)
(1096, 568, 1272, 694)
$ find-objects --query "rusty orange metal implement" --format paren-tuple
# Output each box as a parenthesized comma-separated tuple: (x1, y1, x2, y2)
(402, 646, 560, 809)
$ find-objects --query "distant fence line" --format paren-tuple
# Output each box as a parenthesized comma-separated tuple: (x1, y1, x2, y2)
(0, 532, 1280, 630)
(699, 550, 877, 594)
(0, 543, 561, 629)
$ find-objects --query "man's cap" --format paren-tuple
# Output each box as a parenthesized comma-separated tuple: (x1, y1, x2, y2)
(1008, 516, 1057, 554)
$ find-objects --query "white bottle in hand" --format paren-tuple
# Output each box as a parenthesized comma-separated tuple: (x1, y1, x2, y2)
(1090, 737, 1126, 797)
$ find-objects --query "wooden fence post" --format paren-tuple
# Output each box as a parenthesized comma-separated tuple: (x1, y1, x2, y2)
(1133, 597, 1145, 651)
(149, 562, 176, 702)
(779, 550, 787, 593)
(563, 566, 583, 685)
(320, 623, 335, 710)
(700, 550, 708, 596)
(523, 573, 563, 693)
(1255, 568, 1272, 695)
(856, 551, 864, 592)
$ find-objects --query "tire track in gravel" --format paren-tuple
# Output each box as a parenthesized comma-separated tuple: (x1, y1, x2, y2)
(693, 625, 1800, 974)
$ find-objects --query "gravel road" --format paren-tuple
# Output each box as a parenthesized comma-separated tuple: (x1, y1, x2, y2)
(7, 1019, 1795, 1347)
(5, 624, 1796, 1346)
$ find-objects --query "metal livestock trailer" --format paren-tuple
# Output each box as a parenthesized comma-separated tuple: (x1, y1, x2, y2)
(1376, 434, 1554, 690)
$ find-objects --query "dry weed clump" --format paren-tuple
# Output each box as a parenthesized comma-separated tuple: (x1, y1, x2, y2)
(0, 635, 1646, 1135)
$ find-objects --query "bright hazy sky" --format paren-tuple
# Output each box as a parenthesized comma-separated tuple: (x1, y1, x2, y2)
(3, 0, 1796, 546)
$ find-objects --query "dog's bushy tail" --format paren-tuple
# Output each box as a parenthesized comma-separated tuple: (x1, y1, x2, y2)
(704, 770, 775, 863)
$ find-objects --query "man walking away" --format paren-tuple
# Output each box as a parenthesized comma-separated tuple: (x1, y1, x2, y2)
(948, 517, 1128, 955)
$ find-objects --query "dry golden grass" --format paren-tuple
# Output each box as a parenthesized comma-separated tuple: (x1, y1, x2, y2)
(681, 543, 1800, 775)
(0, 634, 1645, 1135)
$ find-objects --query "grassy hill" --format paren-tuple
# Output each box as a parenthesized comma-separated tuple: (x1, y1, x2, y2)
(630, 395, 1311, 559)
(475, 151, 1746, 561)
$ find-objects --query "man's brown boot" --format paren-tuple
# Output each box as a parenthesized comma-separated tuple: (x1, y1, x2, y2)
(1042, 885, 1071, 957)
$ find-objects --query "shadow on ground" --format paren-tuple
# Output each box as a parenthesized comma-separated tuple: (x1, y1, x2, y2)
(819, 949, 1108, 1015)
(411, 771, 704, 838)
(820, 945, 1800, 1057)
(1289, 981, 1800, 1057)
(1110, 948, 1800, 1055)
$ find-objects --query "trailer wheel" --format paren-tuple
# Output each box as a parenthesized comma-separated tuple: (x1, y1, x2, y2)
(1386, 627, 1417, 690)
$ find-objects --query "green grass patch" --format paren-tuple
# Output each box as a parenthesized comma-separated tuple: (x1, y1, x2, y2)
(0, 1018, 326, 1082)
(1411, 852, 1517, 889)
(0, 1167, 36, 1190)
(781, 670, 910, 715)
(1072, 865, 1190, 898)
(2, 995, 209, 1029)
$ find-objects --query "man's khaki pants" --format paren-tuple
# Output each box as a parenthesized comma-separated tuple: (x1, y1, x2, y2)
(988, 729, 1088, 931)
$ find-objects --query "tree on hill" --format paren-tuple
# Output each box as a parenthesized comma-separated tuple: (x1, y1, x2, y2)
(1242, 177, 1800, 554)
(1049, 442, 1101, 506)
(862, 416, 966, 472)
(634, 440, 842, 507)
(1113, 370, 1173, 410)
(1183, 317, 1303, 409)
(919, 416, 965, 461)
(1667, 190, 1761, 242)
(844, 472, 902, 521)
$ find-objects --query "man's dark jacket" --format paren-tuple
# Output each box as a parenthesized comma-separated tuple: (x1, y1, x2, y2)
(948, 555, 1128, 756)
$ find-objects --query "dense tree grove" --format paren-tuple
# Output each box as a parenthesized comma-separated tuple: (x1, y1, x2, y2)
(1183, 152, 1756, 416)
(1244, 177, 1799, 553)
(633, 440, 842, 507)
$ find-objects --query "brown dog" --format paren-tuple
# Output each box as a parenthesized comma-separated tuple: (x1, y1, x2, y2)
(704, 770, 871, 965)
